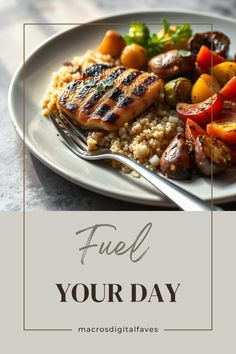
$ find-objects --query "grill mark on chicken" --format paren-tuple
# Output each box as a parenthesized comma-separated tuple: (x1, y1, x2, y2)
(57, 64, 163, 131)
(117, 96, 134, 108)
(132, 85, 146, 96)
(59, 96, 67, 105)
(81, 67, 127, 116)
(122, 70, 141, 85)
(102, 112, 119, 122)
(143, 76, 158, 85)
(82, 63, 112, 79)
(96, 104, 110, 117)
(76, 64, 114, 100)
(66, 80, 80, 92)
(107, 72, 148, 104)
(66, 103, 78, 112)
(82, 67, 125, 111)
(106, 66, 126, 80)
(90, 68, 136, 118)
(76, 67, 121, 107)
(132, 75, 159, 96)
(76, 85, 93, 99)
(83, 91, 103, 110)
(75, 78, 99, 99)
(108, 88, 123, 102)
(58, 81, 81, 106)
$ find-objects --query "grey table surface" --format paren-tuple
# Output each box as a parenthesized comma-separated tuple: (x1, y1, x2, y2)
(1, 0, 236, 211)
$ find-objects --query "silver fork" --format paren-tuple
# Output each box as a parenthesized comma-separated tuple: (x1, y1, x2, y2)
(49, 112, 221, 211)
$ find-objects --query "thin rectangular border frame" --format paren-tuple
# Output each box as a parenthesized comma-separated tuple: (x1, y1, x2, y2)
(22, 21, 214, 332)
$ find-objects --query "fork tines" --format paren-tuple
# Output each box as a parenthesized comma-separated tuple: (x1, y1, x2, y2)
(49, 112, 88, 152)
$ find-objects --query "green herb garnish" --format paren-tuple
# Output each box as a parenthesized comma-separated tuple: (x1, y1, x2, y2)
(163, 19, 170, 35)
(83, 77, 115, 93)
(85, 80, 98, 88)
(124, 19, 192, 59)
(96, 77, 114, 93)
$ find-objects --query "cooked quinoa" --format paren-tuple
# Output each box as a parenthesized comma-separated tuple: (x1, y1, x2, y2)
(42, 50, 184, 175)
(87, 103, 184, 174)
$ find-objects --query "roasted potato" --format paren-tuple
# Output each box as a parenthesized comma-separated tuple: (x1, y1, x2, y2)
(98, 30, 126, 58)
(120, 44, 147, 69)
(160, 133, 192, 179)
(194, 135, 232, 176)
(212, 62, 236, 85)
(148, 49, 195, 79)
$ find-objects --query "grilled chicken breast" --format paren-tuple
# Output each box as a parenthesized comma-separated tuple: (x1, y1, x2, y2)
(57, 63, 163, 131)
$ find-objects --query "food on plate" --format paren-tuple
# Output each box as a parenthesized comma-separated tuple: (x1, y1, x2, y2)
(219, 76, 236, 100)
(223, 100, 236, 112)
(188, 31, 230, 57)
(194, 135, 232, 176)
(42, 50, 115, 116)
(147, 49, 195, 78)
(191, 74, 221, 103)
(98, 30, 125, 58)
(42, 19, 235, 180)
(123, 20, 192, 59)
(160, 133, 192, 179)
(196, 45, 225, 71)
(164, 77, 192, 107)
(120, 44, 147, 69)
(58, 64, 163, 131)
(212, 61, 236, 85)
(185, 118, 207, 144)
(156, 24, 189, 51)
(206, 112, 236, 145)
(87, 105, 183, 173)
(230, 145, 236, 164)
(176, 93, 224, 126)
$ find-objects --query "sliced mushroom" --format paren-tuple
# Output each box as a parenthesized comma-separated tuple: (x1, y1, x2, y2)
(194, 135, 232, 176)
(160, 133, 192, 179)
(148, 49, 195, 79)
(188, 31, 230, 57)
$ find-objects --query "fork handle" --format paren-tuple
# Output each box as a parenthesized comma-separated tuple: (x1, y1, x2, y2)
(105, 152, 220, 211)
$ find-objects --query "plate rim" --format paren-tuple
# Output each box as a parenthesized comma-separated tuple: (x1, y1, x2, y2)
(8, 9, 236, 206)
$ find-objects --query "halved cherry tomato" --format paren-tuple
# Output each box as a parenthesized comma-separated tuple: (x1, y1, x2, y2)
(196, 45, 225, 71)
(185, 118, 207, 143)
(177, 93, 224, 126)
(206, 111, 236, 144)
(220, 76, 236, 100)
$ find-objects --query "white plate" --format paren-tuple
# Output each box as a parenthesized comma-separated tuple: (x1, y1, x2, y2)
(8, 10, 236, 206)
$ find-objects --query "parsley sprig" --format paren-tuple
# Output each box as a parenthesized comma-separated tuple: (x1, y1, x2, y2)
(84, 77, 114, 94)
(96, 77, 114, 93)
(124, 19, 192, 59)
